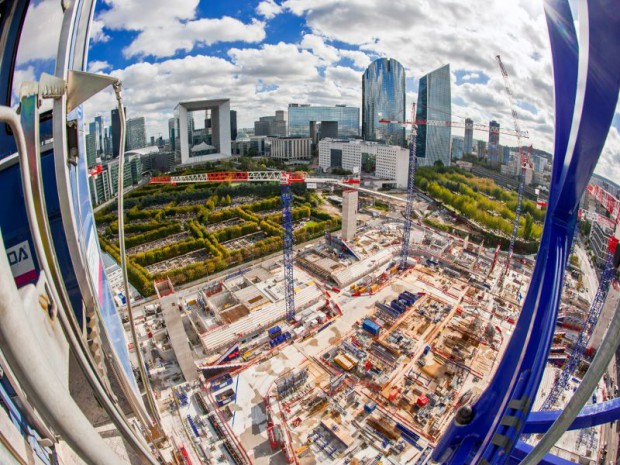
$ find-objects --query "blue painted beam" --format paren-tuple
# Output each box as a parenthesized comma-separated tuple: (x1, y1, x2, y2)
(524, 398, 620, 434)
(432, 0, 620, 463)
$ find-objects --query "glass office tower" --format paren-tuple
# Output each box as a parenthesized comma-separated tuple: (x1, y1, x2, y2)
(362, 58, 406, 146)
(488, 120, 500, 164)
(416, 64, 452, 166)
(287, 104, 359, 140)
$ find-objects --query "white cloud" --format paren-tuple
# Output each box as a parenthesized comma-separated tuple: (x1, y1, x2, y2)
(15, 0, 64, 64)
(256, 0, 283, 19)
(339, 49, 372, 69)
(11, 66, 36, 107)
(98, 0, 198, 29)
(595, 127, 620, 182)
(97, 0, 265, 58)
(122, 17, 266, 59)
(84, 41, 364, 138)
(228, 42, 321, 82)
(461, 72, 481, 82)
(90, 19, 110, 43)
(88, 60, 111, 73)
(300, 34, 340, 64)
(84, 0, 620, 183)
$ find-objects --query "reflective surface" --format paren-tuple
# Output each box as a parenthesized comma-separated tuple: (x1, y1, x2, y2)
(288, 104, 359, 139)
(362, 57, 406, 146)
(416, 64, 451, 166)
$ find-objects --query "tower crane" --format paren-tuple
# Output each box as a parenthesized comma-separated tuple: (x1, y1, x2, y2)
(150, 171, 360, 322)
(495, 55, 531, 285)
(379, 104, 526, 271)
(538, 183, 620, 409)
(540, 235, 619, 411)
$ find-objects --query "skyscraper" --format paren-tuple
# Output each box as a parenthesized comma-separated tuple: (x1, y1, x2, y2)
(451, 136, 464, 160)
(464, 118, 474, 155)
(168, 117, 176, 151)
(126, 116, 146, 151)
(416, 64, 451, 166)
(110, 106, 126, 158)
(94, 114, 104, 155)
(288, 105, 358, 140)
(488, 120, 500, 164)
(85, 132, 97, 168)
(362, 57, 406, 146)
(230, 110, 238, 141)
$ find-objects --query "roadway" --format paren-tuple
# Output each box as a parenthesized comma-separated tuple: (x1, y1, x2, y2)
(600, 350, 619, 464)
(575, 243, 598, 301)
(574, 242, 619, 464)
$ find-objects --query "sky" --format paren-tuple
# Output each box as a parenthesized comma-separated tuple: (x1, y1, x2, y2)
(12, 0, 620, 181)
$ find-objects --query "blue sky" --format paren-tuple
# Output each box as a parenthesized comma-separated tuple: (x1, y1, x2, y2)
(12, 0, 620, 179)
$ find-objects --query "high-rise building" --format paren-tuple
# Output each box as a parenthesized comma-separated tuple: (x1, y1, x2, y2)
(318, 138, 410, 188)
(94, 114, 104, 155)
(168, 117, 177, 151)
(342, 190, 359, 242)
(532, 154, 548, 173)
(477, 139, 487, 158)
(288, 104, 359, 141)
(488, 120, 500, 164)
(416, 64, 451, 166)
(451, 136, 464, 160)
(230, 110, 238, 141)
(126, 116, 146, 151)
(175, 99, 232, 165)
(269, 136, 312, 161)
(501, 145, 511, 164)
(464, 118, 474, 155)
(110, 106, 126, 158)
(104, 126, 113, 158)
(254, 111, 286, 137)
(85, 132, 97, 168)
(362, 58, 406, 146)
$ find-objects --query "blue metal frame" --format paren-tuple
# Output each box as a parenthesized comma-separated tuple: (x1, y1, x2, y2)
(541, 253, 617, 410)
(0, 377, 52, 465)
(433, 1, 620, 463)
(280, 184, 296, 321)
(524, 398, 620, 434)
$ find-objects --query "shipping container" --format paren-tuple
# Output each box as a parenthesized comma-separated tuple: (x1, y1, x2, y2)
(215, 388, 236, 406)
(362, 319, 381, 336)
(399, 292, 416, 306)
(364, 402, 377, 413)
(211, 373, 233, 391)
(376, 302, 400, 319)
(334, 354, 356, 371)
(268, 326, 282, 339)
(390, 299, 407, 314)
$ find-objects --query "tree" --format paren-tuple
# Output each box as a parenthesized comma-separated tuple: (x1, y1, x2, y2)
(580, 220, 592, 238)
(569, 254, 580, 267)
(523, 213, 534, 241)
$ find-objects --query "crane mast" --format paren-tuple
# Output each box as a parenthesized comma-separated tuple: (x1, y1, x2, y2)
(280, 183, 296, 321)
(399, 103, 418, 270)
(541, 244, 618, 410)
(496, 55, 529, 284)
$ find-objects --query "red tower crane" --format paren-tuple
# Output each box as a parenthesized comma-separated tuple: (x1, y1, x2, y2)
(496, 54, 531, 284)
(380, 102, 527, 271)
(150, 171, 360, 322)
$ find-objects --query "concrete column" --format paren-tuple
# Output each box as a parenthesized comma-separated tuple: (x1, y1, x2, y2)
(342, 189, 358, 242)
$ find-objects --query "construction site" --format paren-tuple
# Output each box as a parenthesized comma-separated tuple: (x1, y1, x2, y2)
(119, 77, 620, 463)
